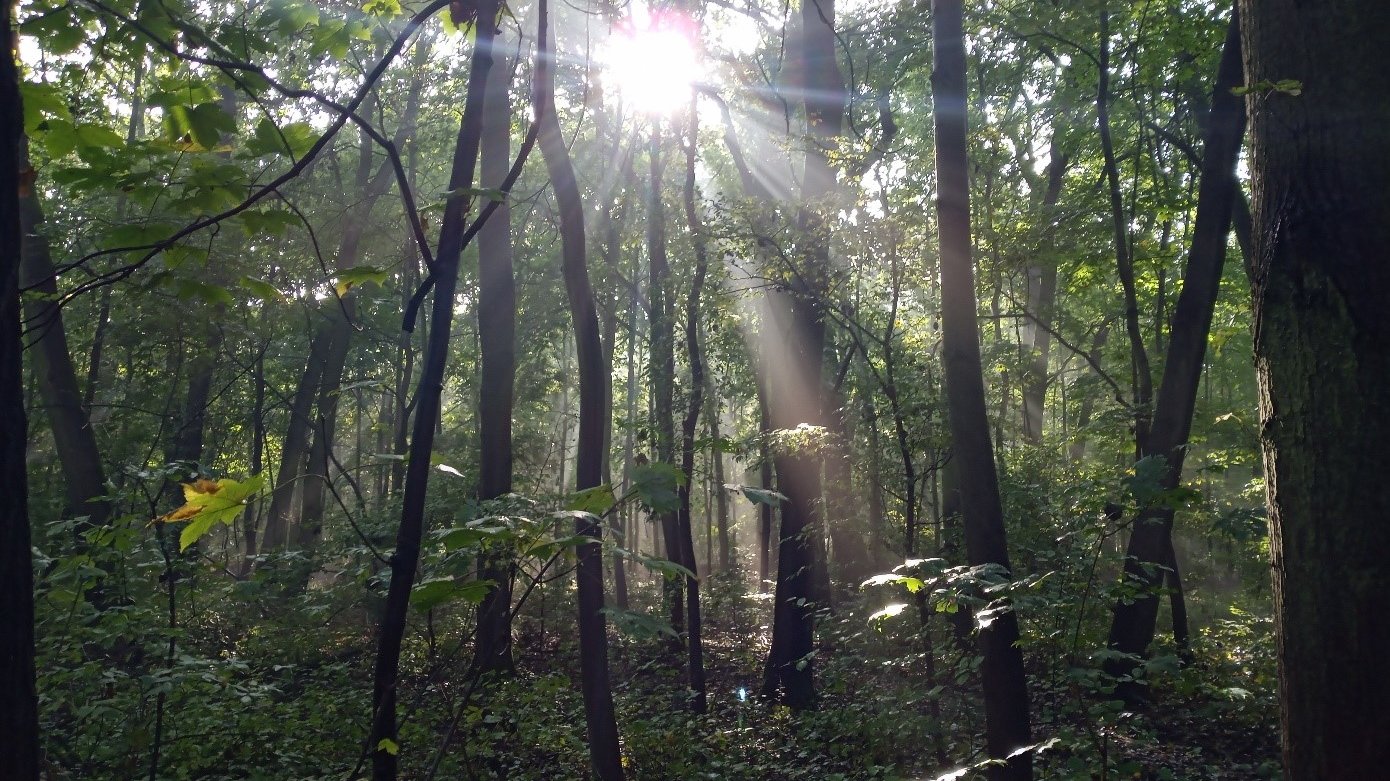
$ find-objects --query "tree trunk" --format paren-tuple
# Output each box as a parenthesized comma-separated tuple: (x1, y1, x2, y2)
(1106, 8, 1245, 687)
(1021, 143, 1067, 444)
(1241, 1, 1390, 776)
(677, 109, 709, 712)
(538, 9, 625, 773)
(472, 27, 518, 676)
(1, 17, 40, 773)
(369, 8, 498, 777)
(931, 2, 1033, 777)
(18, 158, 109, 527)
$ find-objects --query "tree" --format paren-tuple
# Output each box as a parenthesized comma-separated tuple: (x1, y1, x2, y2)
(931, 1, 1033, 777)
(2, 6, 40, 776)
(1241, 0, 1390, 776)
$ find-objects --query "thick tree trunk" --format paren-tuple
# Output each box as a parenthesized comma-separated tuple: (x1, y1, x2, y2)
(538, 11, 624, 774)
(1107, 8, 1245, 685)
(931, 2, 1033, 777)
(1240, 1, 1390, 777)
(472, 29, 518, 676)
(1, 18, 40, 774)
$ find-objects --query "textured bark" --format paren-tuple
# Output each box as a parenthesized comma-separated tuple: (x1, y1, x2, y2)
(1, 13, 40, 772)
(472, 29, 518, 676)
(538, 9, 624, 773)
(18, 167, 109, 527)
(932, 1, 1033, 777)
(1107, 8, 1245, 685)
(1240, 1, 1390, 777)
(369, 8, 498, 777)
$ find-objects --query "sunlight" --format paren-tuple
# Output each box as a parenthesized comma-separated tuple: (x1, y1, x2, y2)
(601, 10, 702, 116)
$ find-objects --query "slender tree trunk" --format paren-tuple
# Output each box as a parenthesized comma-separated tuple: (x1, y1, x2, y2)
(647, 122, 684, 640)
(707, 388, 731, 571)
(932, 2, 1033, 777)
(538, 12, 625, 774)
(1241, 1, 1390, 776)
(677, 109, 709, 711)
(1021, 143, 1067, 443)
(472, 27, 518, 676)
(1106, 8, 1245, 687)
(369, 9, 499, 777)
(1, 18, 40, 774)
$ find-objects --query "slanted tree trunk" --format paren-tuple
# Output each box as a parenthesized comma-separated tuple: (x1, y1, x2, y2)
(472, 27, 518, 676)
(1241, 1, 1390, 776)
(537, 8, 624, 774)
(931, 1, 1033, 777)
(1, 18, 40, 774)
(369, 7, 499, 777)
(1106, 8, 1245, 686)
(18, 153, 109, 527)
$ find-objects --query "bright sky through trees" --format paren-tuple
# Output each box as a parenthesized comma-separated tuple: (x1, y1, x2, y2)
(600, 9, 702, 115)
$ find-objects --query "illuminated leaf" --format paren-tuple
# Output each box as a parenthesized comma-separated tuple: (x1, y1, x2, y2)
(568, 485, 615, 516)
(239, 276, 285, 302)
(156, 475, 265, 551)
(333, 266, 389, 298)
(376, 738, 399, 756)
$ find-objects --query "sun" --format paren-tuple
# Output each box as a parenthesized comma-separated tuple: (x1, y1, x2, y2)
(601, 10, 702, 116)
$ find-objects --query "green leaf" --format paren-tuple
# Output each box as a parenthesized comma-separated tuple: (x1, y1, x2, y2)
(42, 119, 78, 158)
(725, 483, 786, 507)
(75, 123, 126, 150)
(239, 276, 285, 302)
(334, 266, 389, 297)
(568, 485, 616, 516)
(376, 738, 399, 756)
(157, 475, 266, 551)
(868, 603, 909, 624)
(410, 577, 495, 612)
(20, 82, 71, 133)
(442, 186, 507, 203)
(631, 462, 685, 514)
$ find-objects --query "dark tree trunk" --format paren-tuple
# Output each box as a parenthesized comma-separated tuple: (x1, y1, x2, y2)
(1107, 8, 1245, 686)
(646, 123, 684, 641)
(931, 2, 1033, 777)
(472, 28, 518, 676)
(1241, 1, 1390, 776)
(1, 15, 40, 774)
(18, 161, 109, 527)
(369, 8, 499, 777)
(677, 110, 709, 712)
(537, 8, 625, 773)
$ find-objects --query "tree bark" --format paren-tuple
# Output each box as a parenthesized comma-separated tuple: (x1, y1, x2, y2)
(1, 12, 40, 772)
(1021, 143, 1067, 444)
(537, 8, 625, 773)
(1107, 7, 1245, 686)
(1240, 1, 1390, 776)
(369, 8, 499, 777)
(931, 2, 1033, 777)
(472, 26, 518, 676)
(18, 160, 109, 527)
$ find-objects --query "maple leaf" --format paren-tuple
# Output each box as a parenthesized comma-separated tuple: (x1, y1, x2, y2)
(156, 475, 265, 551)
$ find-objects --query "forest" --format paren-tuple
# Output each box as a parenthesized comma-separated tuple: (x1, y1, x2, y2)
(2, 0, 1387, 778)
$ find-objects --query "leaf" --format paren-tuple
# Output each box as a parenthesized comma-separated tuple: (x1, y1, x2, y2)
(436, 463, 465, 478)
(75, 123, 126, 150)
(568, 485, 616, 516)
(725, 483, 786, 507)
(156, 475, 265, 551)
(20, 82, 71, 133)
(333, 265, 389, 298)
(631, 462, 685, 514)
(601, 606, 679, 640)
(410, 577, 494, 612)
(239, 275, 285, 302)
(442, 185, 507, 203)
(612, 546, 694, 581)
(376, 738, 399, 756)
(868, 603, 909, 623)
